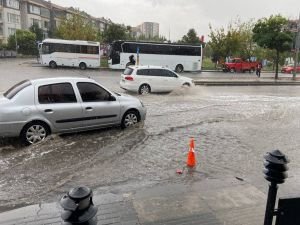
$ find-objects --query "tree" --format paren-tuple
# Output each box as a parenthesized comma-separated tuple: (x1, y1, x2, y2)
(7, 30, 37, 55)
(181, 28, 201, 44)
(253, 15, 294, 79)
(29, 23, 44, 42)
(55, 14, 97, 41)
(102, 23, 127, 43)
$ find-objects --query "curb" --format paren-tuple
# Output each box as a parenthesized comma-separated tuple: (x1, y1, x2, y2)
(194, 80, 300, 86)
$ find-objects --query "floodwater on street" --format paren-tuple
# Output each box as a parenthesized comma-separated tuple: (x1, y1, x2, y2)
(0, 59, 300, 212)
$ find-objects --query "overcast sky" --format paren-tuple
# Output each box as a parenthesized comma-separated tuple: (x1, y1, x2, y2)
(51, 0, 299, 41)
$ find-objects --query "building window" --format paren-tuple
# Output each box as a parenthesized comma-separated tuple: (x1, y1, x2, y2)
(43, 21, 49, 29)
(8, 27, 16, 35)
(5, 0, 19, 9)
(7, 13, 20, 24)
(30, 18, 41, 27)
(0, 24, 3, 35)
(29, 5, 40, 15)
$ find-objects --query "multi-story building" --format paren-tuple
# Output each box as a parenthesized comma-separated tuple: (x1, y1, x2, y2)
(0, 0, 112, 44)
(137, 22, 159, 38)
(0, 0, 22, 43)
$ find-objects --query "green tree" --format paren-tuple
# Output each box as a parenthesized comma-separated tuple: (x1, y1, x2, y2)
(253, 15, 294, 79)
(181, 28, 201, 44)
(7, 29, 37, 55)
(55, 14, 97, 41)
(29, 23, 44, 41)
(102, 23, 127, 43)
(209, 19, 259, 65)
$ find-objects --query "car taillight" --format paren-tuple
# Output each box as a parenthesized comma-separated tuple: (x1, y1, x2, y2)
(125, 76, 134, 81)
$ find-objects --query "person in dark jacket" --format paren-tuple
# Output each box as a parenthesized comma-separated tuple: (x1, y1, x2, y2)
(256, 62, 262, 77)
(129, 55, 136, 65)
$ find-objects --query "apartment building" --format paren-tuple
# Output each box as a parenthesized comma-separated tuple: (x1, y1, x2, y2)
(137, 22, 159, 38)
(0, 0, 22, 43)
(0, 0, 112, 43)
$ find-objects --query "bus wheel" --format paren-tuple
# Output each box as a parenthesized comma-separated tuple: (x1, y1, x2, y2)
(49, 61, 57, 69)
(175, 64, 184, 73)
(79, 62, 87, 70)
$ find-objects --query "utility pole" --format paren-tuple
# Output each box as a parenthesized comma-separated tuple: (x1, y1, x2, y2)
(15, 23, 18, 55)
(293, 13, 300, 80)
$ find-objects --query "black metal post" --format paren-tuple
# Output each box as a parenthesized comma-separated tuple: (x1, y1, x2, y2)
(263, 150, 289, 225)
(264, 182, 278, 225)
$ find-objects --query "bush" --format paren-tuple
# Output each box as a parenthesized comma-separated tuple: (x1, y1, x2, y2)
(7, 30, 37, 55)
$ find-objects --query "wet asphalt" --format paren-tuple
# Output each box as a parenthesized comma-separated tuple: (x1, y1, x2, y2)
(0, 59, 300, 212)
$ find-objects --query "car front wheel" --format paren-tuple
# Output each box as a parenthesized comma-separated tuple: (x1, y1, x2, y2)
(121, 111, 139, 128)
(21, 121, 49, 145)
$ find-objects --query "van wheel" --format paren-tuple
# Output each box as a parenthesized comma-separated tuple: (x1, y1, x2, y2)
(20, 121, 50, 145)
(79, 62, 87, 70)
(175, 64, 184, 73)
(49, 61, 57, 69)
(139, 84, 151, 95)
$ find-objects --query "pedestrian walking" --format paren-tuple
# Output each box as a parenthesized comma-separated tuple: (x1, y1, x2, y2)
(256, 62, 262, 77)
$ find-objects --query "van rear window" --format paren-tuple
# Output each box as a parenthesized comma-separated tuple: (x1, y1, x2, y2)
(4, 80, 32, 100)
(123, 67, 133, 75)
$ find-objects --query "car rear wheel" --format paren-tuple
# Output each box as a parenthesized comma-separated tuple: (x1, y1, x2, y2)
(21, 121, 50, 145)
(230, 68, 235, 73)
(139, 84, 151, 95)
(250, 68, 255, 73)
(79, 62, 87, 70)
(49, 61, 57, 69)
(121, 111, 139, 128)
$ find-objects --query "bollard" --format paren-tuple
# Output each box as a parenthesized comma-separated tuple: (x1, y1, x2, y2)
(60, 186, 98, 225)
(263, 150, 289, 225)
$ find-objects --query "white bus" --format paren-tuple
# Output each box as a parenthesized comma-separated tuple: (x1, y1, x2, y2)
(108, 40, 202, 72)
(39, 39, 100, 70)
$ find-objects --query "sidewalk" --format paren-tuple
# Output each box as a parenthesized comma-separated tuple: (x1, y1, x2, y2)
(0, 177, 267, 225)
(194, 77, 300, 86)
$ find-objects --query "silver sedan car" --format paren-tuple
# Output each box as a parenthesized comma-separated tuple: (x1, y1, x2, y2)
(0, 77, 146, 145)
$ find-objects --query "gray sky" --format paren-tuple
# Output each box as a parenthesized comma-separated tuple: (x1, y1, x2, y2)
(51, 0, 300, 41)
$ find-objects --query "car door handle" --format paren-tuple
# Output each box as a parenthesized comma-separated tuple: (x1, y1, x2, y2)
(44, 109, 53, 113)
(85, 107, 93, 111)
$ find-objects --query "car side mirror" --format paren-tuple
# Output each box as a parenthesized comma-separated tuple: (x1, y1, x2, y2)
(109, 95, 116, 101)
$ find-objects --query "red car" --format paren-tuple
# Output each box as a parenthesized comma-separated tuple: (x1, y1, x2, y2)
(223, 58, 258, 73)
(281, 64, 300, 74)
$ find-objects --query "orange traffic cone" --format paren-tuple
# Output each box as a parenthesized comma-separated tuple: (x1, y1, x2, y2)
(186, 138, 196, 168)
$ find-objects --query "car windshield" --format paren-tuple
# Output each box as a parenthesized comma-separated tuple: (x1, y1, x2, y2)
(123, 67, 133, 75)
(3, 80, 32, 100)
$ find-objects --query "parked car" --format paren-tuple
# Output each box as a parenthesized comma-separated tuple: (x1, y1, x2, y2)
(0, 77, 146, 145)
(222, 58, 258, 73)
(120, 65, 194, 94)
(281, 64, 300, 74)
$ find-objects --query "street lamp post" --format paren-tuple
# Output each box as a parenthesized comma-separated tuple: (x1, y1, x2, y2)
(14, 22, 17, 55)
(293, 14, 300, 80)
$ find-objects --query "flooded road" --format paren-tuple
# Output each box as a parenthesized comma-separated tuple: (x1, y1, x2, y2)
(1, 84, 300, 212)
